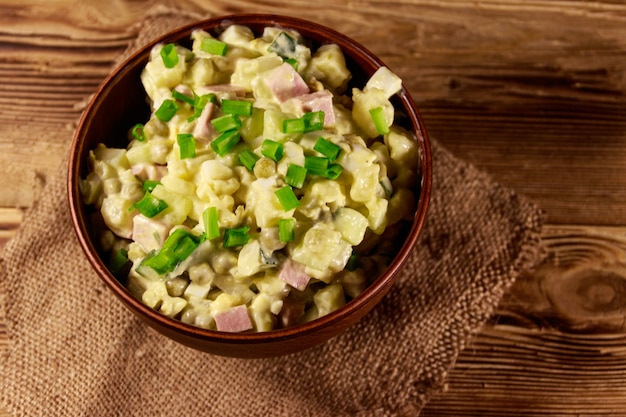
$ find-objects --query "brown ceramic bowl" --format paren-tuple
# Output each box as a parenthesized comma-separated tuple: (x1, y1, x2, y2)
(68, 14, 432, 358)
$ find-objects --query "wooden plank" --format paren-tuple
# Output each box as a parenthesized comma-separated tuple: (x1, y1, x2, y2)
(0, 1, 626, 415)
(0, 0, 624, 222)
(0, 207, 22, 247)
(422, 224, 626, 415)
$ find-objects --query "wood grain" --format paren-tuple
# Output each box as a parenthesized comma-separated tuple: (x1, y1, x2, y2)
(1, 0, 626, 415)
(422, 225, 626, 415)
(2, 1, 626, 224)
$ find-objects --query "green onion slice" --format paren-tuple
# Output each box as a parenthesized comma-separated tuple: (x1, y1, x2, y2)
(202, 206, 220, 240)
(282, 117, 306, 134)
(131, 123, 145, 142)
(177, 133, 196, 159)
(221, 99, 253, 116)
(141, 229, 201, 274)
(201, 38, 228, 56)
(278, 218, 295, 242)
(133, 191, 168, 218)
(172, 89, 195, 105)
(109, 248, 130, 274)
(314, 137, 341, 161)
(140, 250, 175, 275)
(346, 249, 359, 271)
(369, 106, 390, 135)
(223, 226, 251, 248)
(238, 149, 260, 171)
(282, 111, 325, 134)
(285, 164, 307, 189)
(275, 186, 300, 211)
(155, 99, 179, 122)
(261, 139, 284, 162)
(303, 111, 325, 132)
(211, 129, 241, 156)
(211, 114, 242, 133)
(142, 180, 161, 193)
(325, 163, 343, 180)
(284, 58, 298, 71)
(304, 156, 329, 177)
(268, 31, 297, 59)
(160, 43, 179, 68)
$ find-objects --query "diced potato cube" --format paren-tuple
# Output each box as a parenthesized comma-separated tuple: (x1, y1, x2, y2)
(349, 164, 380, 203)
(232, 55, 283, 91)
(291, 223, 352, 281)
(101, 194, 135, 239)
(306, 44, 351, 92)
(313, 283, 345, 317)
(334, 207, 369, 245)
(352, 87, 394, 139)
(365, 66, 403, 98)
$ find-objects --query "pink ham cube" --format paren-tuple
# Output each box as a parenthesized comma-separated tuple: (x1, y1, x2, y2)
(264, 63, 309, 102)
(192, 101, 217, 140)
(131, 164, 167, 182)
(278, 259, 311, 291)
(214, 305, 253, 333)
(293, 90, 336, 125)
(132, 214, 170, 253)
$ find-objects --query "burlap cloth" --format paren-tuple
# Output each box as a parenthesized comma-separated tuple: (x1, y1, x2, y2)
(0, 8, 544, 417)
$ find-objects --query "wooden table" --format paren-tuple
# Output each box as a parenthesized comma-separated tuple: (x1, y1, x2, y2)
(2, 1, 626, 415)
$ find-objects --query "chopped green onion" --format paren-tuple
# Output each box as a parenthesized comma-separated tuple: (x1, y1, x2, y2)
(369, 106, 390, 135)
(172, 89, 195, 105)
(268, 31, 297, 59)
(143, 180, 160, 193)
(177, 133, 196, 159)
(261, 139, 283, 161)
(346, 249, 359, 271)
(201, 38, 228, 56)
(109, 248, 130, 274)
(133, 191, 168, 218)
(285, 164, 307, 188)
(223, 226, 250, 248)
(282, 117, 306, 134)
(221, 99, 253, 116)
(314, 137, 341, 161)
(173, 234, 199, 260)
(278, 218, 295, 242)
(275, 186, 300, 211)
(141, 229, 201, 274)
(284, 58, 298, 71)
(203, 206, 220, 240)
(211, 129, 241, 156)
(131, 123, 145, 142)
(303, 111, 325, 132)
(188, 93, 216, 122)
(211, 114, 242, 133)
(140, 250, 176, 275)
(304, 156, 329, 177)
(238, 149, 260, 171)
(155, 99, 179, 122)
(325, 163, 343, 180)
(282, 111, 325, 134)
(160, 43, 179, 68)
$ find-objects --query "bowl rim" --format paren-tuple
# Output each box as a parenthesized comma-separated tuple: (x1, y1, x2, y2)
(67, 13, 432, 347)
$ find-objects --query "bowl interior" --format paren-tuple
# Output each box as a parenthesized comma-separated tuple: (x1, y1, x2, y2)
(68, 14, 432, 357)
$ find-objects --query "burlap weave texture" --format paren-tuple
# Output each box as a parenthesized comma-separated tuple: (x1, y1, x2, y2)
(0, 9, 544, 417)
